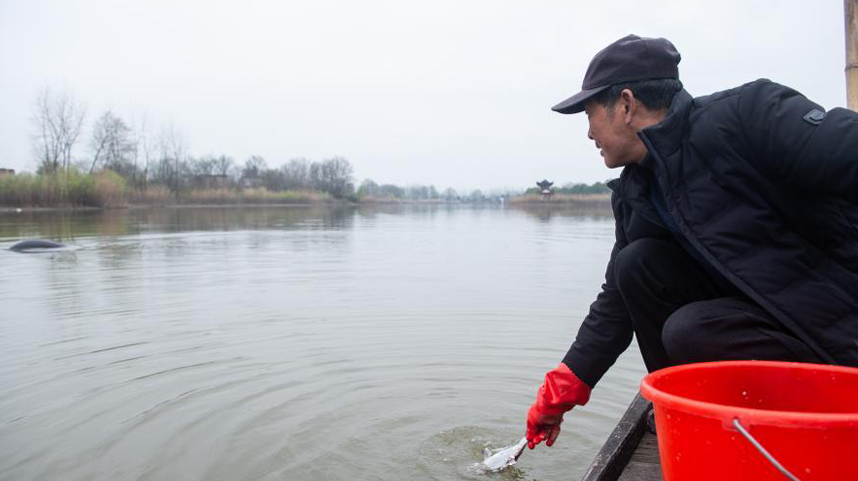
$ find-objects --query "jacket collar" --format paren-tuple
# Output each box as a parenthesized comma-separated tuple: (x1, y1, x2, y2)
(639, 89, 693, 158)
(610, 89, 693, 201)
(620, 89, 695, 196)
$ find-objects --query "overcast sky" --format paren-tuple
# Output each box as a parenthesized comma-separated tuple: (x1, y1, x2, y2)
(0, 0, 848, 191)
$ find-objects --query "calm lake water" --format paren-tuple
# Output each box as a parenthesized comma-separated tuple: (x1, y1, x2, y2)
(0, 205, 645, 481)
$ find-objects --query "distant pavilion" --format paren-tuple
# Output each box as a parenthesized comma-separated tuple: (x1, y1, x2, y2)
(536, 179, 553, 200)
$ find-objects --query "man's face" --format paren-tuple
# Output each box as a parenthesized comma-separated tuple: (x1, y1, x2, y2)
(583, 99, 646, 169)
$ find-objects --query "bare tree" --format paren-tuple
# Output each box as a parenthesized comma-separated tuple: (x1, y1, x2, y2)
(281, 157, 311, 190)
(152, 123, 188, 193)
(241, 155, 268, 180)
(309, 161, 322, 191)
(89, 110, 136, 176)
(314, 157, 354, 198)
(213, 155, 234, 176)
(406, 185, 430, 200)
(129, 113, 154, 188)
(442, 187, 459, 201)
(357, 178, 380, 197)
(380, 184, 405, 198)
(31, 87, 86, 174)
(189, 155, 217, 176)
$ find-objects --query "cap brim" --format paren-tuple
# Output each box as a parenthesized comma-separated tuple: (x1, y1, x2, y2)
(551, 85, 609, 114)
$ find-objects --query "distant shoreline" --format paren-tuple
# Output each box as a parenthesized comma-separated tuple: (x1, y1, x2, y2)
(508, 193, 610, 205)
(0, 194, 612, 214)
(0, 202, 333, 213)
(2, 170, 613, 212)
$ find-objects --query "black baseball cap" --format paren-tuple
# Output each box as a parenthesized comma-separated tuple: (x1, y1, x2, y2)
(552, 34, 681, 114)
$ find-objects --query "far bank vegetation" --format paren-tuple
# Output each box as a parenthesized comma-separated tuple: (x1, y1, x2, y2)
(510, 182, 611, 204)
(1, 87, 609, 208)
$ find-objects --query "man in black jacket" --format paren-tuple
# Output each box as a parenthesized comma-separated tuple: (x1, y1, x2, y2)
(526, 34, 858, 450)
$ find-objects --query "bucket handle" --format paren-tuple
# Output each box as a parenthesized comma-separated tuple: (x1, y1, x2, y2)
(732, 418, 802, 481)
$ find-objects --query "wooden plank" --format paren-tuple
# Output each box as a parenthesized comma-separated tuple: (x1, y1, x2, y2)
(628, 431, 660, 465)
(580, 393, 652, 481)
(618, 432, 662, 481)
(617, 461, 663, 481)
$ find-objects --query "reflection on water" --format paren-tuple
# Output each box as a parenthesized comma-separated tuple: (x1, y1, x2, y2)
(511, 204, 613, 224)
(0, 204, 614, 242)
(0, 205, 644, 481)
(0, 206, 359, 241)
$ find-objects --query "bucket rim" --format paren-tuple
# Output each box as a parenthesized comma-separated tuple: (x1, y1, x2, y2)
(640, 360, 858, 428)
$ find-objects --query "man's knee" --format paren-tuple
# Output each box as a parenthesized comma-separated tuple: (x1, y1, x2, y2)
(661, 302, 718, 364)
(662, 298, 822, 365)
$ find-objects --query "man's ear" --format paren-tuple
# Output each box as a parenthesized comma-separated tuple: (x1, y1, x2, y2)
(620, 89, 636, 123)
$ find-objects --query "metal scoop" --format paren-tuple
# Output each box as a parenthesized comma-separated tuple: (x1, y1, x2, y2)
(480, 437, 527, 472)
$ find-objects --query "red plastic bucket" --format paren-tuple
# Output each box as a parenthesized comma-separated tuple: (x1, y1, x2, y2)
(640, 361, 858, 481)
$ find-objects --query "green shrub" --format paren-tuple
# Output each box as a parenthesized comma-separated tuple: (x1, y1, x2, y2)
(128, 185, 172, 204)
(0, 172, 338, 208)
(91, 170, 127, 207)
(0, 169, 127, 207)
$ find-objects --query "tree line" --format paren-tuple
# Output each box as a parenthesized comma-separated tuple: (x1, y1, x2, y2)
(30, 88, 359, 199)
(24, 87, 609, 203)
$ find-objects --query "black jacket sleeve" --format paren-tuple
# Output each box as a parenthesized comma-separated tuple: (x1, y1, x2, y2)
(739, 79, 858, 203)
(562, 193, 634, 388)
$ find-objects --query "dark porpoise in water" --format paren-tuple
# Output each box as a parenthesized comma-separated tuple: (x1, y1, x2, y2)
(9, 239, 66, 252)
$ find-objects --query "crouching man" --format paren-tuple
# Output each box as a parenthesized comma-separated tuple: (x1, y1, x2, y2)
(527, 34, 858, 449)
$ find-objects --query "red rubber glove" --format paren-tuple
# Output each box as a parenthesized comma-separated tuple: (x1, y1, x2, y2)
(526, 362, 592, 449)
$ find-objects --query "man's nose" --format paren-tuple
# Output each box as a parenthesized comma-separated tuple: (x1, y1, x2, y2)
(587, 128, 594, 140)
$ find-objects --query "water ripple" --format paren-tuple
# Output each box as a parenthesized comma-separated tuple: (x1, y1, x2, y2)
(0, 206, 642, 481)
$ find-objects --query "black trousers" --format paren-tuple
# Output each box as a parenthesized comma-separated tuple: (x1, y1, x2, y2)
(614, 238, 822, 372)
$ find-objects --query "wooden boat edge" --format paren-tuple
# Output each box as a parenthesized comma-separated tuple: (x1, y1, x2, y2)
(580, 392, 652, 481)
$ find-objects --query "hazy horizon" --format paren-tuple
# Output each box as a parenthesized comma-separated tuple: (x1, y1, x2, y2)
(0, 0, 848, 192)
